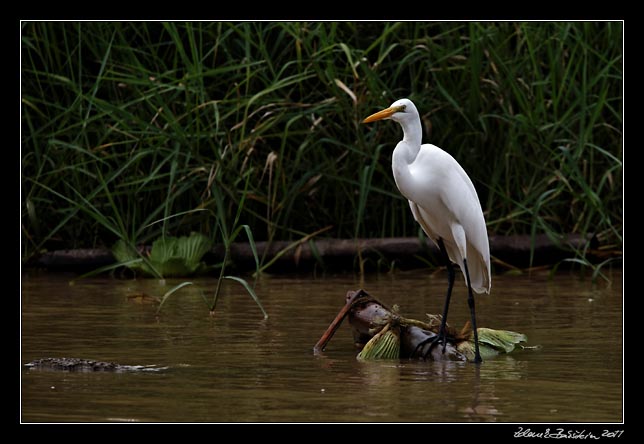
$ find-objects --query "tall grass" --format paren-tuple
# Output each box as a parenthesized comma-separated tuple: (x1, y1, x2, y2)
(21, 22, 622, 270)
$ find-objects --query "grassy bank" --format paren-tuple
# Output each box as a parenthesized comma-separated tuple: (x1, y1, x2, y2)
(21, 21, 622, 272)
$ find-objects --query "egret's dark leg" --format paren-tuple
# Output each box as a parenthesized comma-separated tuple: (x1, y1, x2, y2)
(434, 238, 454, 354)
(413, 238, 454, 359)
(462, 258, 482, 363)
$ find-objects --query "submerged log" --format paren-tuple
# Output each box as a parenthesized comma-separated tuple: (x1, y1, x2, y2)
(29, 234, 604, 273)
(314, 289, 528, 362)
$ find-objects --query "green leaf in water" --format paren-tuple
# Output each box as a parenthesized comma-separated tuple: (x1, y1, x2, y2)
(357, 324, 400, 360)
(457, 328, 528, 361)
(112, 233, 212, 278)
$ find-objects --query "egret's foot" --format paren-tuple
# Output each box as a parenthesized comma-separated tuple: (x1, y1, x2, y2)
(412, 330, 448, 360)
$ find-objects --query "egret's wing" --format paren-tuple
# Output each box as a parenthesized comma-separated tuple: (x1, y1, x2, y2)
(409, 200, 440, 249)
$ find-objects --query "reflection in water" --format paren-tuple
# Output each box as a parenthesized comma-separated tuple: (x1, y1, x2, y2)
(21, 269, 622, 423)
(349, 355, 531, 422)
(461, 358, 529, 422)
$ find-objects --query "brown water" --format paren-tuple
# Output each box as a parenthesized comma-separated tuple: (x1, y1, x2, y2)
(21, 268, 623, 423)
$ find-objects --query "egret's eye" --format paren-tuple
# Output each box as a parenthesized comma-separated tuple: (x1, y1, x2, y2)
(398, 105, 406, 112)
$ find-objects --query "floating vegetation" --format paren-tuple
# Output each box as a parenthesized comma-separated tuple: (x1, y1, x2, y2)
(112, 233, 212, 278)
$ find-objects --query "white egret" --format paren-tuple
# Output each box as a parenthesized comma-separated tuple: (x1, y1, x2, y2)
(362, 98, 490, 363)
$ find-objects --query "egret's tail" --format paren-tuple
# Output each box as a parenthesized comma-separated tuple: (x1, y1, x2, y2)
(447, 241, 490, 294)
(465, 251, 491, 294)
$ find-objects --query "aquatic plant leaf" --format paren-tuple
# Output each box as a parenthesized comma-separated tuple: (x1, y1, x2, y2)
(357, 325, 400, 360)
(477, 328, 528, 353)
(148, 237, 176, 264)
(111, 239, 155, 275)
(112, 239, 138, 263)
(113, 233, 212, 277)
(157, 257, 193, 277)
(457, 328, 528, 360)
(456, 341, 502, 361)
(175, 233, 212, 270)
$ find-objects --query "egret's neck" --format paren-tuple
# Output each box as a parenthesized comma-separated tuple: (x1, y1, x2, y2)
(391, 117, 423, 199)
(395, 117, 423, 164)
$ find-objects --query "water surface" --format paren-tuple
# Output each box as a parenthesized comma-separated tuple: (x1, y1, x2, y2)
(21, 268, 623, 423)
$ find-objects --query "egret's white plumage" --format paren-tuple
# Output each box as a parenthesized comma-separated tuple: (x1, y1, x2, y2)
(363, 98, 491, 362)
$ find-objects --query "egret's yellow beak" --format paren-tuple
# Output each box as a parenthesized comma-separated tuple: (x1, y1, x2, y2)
(362, 105, 404, 123)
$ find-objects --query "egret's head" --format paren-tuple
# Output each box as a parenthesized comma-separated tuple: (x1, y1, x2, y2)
(362, 98, 418, 124)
